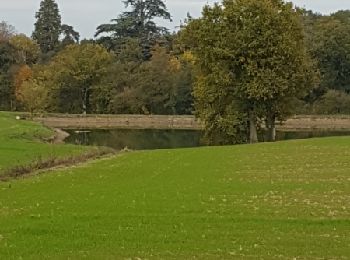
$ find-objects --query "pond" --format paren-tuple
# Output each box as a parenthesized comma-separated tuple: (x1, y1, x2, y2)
(64, 129, 202, 150)
(64, 129, 350, 150)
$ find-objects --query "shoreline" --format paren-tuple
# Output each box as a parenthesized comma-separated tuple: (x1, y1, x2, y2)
(33, 114, 350, 131)
(51, 128, 70, 144)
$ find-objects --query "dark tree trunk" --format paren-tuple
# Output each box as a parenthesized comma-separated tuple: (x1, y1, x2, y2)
(249, 110, 258, 144)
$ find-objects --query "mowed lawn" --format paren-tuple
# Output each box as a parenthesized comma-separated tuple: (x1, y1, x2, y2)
(0, 112, 89, 174)
(0, 136, 350, 259)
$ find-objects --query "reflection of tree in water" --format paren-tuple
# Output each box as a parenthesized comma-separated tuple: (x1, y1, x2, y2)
(72, 131, 90, 145)
(65, 129, 203, 150)
(66, 129, 350, 150)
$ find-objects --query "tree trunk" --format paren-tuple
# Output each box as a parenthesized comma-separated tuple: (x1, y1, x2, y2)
(82, 88, 87, 115)
(266, 112, 276, 142)
(249, 110, 258, 144)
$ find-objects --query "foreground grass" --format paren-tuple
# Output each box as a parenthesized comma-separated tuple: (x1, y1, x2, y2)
(0, 137, 349, 259)
(0, 112, 96, 175)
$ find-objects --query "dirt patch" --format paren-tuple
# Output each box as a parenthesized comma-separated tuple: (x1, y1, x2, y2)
(34, 115, 203, 130)
(52, 128, 70, 144)
(279, 115, 350, 131)
(34, 114, 350, 131)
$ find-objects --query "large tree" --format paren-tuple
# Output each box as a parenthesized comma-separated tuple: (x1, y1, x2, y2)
(0, 41, 16, 110)
(180, 0, 316, 144)
(41, 44, 113, 114)
(32, 0, 62, 53)
(95, 0, 171, 59)
(9, 34, 40, 65)
(0, 22, 17, 110)
(308, 13, 350, 94)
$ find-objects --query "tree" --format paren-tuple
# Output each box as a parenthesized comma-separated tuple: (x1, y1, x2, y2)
(180, 0, 316, 144)
(0, 41, 16, 110)
(313, 90, 350, 114)
(90, 39, 144, 114)
(32, 0, 62, 54)
(60, 24, 80, 47)
(94, 41, 193, 115)
(95, 0, 171, 59)
(9, 34, 40, 65)
(46, 44, 113, 114)
(308, 14, 350, 94)
(13, 65, 33, 104)
(0, 22, 17, 110)
(0, 21, 16, 42)
(113, 46, 193, 115)
(21, 79, 48, 115)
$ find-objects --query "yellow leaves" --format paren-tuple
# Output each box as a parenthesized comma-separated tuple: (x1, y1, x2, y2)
(21, 79, 48, 114)
(169, 57, 181, 72)
(9, 34, 40, 64)
(46, 44, 113, 90)
(182, 51, 196, 65)
(14, 65, 33, 102)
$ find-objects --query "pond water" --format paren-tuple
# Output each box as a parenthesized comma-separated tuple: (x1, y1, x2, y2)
(64, 129, 350, 150)
(64, 129, 202, 150)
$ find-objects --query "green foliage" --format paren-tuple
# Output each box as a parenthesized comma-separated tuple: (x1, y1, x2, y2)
(180, 0, 316, 144)
(20, 79, 48, 114)
(9, 34, 40, 65)
(313, 90, 350, 114)
(0, 41, 16, 110)
(303, 10, 350, 97)
(115, 46, 192, 115)
(38, 44, 113, 114)
(60, 24, 80, 48)
(0, 41, 15, 72)
(94, 42, 193, 115)
(0, 136, 350, 258)
(32, 0, 62, 54)
(96, 0, 171, 59)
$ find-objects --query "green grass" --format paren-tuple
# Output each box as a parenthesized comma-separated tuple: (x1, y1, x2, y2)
(0, 136, 349, 259)
(0, 112, 90, 174)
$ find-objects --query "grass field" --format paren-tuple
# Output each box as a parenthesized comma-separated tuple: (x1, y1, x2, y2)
(0, 112, 94, 175)
(0, 129, 349, 258)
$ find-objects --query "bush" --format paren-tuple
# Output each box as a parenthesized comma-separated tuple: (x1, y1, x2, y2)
(313, 90, 350, 114)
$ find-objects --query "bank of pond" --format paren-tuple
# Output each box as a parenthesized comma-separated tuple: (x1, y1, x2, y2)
(64, 128, 350, 150)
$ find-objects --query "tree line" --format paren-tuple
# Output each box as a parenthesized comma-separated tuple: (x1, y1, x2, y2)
(0, 0, 193, 115)
(1, 0, 350, 144)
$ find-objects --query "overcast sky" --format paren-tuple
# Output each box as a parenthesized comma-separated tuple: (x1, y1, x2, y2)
(1, 0, 350, 39)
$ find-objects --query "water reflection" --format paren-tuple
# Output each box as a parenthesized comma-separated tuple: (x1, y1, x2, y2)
(64, 129, 350, 150)
(65, 129, 202, 150)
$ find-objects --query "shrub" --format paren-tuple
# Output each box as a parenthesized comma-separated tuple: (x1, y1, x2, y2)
(313, 90, 350, 114)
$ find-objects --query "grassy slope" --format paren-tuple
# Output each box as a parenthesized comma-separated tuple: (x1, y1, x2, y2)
(0, 112, 89, 174)
(0, 137, 349, 259)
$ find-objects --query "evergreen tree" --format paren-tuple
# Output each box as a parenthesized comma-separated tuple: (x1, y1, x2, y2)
(60, 24, 80, 47)
(32, 0, 61, 53)
(95, 0, 171, 59)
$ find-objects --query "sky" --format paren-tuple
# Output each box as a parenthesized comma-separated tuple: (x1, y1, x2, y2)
(1, 0, 350, 39)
